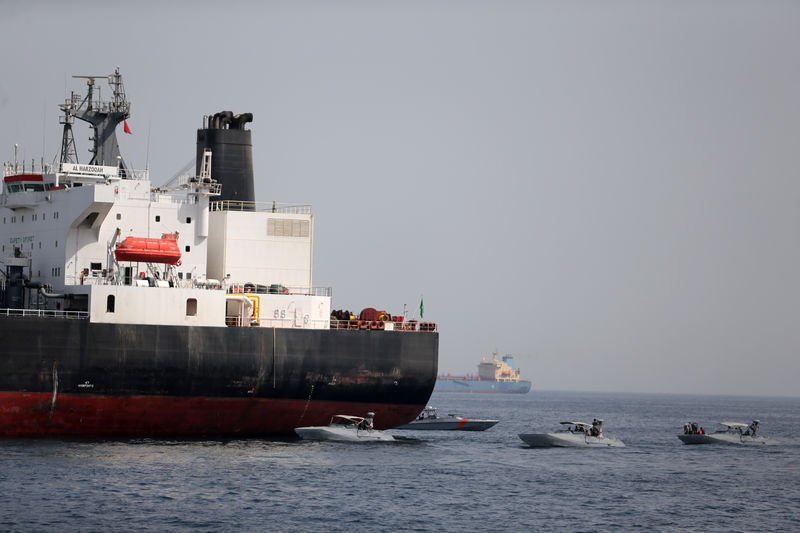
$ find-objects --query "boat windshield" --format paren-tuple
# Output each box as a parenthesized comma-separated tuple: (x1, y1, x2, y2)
(420, 407, 438, 419)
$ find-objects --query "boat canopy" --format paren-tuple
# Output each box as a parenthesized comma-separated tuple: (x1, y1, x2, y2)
(720, 421, 749, 428)
(330, 415, 364, 425)
(560, 421, 591, 427)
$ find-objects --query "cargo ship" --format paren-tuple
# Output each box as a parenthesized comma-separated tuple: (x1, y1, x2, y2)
(0, 69, 438, 437)
(434, 351, 531, 393)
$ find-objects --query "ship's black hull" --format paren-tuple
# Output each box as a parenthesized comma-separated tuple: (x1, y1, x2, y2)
(0, 316, 438, 437)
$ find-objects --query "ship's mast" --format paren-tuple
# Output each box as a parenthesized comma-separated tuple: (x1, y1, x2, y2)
(62, 66, 131, 175)
(58, 94, 79, 164)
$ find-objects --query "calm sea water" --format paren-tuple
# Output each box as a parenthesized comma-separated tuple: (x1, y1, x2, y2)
(1, 391, 799, 532)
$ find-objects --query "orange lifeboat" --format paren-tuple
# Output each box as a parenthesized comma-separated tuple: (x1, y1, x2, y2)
(115, 233, 182, 265)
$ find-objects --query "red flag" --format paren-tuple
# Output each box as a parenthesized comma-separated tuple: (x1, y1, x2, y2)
(124, 120, 132, 134)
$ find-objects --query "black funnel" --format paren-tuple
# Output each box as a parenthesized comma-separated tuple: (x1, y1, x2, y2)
(196, 111, 255, 203)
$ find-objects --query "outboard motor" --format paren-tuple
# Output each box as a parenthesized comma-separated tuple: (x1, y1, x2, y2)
(196, 111, 255, 205)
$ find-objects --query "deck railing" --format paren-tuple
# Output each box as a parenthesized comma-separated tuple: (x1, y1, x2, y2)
(329, 319, 438, 332)
(210, 200, 312, 214)
(226, 283, 331, 297)
(0, 308, 89, 319)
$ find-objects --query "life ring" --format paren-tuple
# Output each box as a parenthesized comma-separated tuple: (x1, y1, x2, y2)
(176, 259, 182, 266)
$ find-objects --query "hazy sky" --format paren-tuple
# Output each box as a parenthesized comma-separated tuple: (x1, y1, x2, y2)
(2, 1, 799, 396)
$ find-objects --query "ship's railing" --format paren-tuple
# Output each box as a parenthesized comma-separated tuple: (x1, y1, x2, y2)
(227, 283, 331, 297)
(329, 319, 438, 332)
(0, 308, 89, 319)
(224, 314, 330, 329)
(2, 161, 149, 181)
(210, 201, 312, 214)
(3, 160, 56, 176)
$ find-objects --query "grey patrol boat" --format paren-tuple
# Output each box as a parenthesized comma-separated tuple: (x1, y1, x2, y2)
(395, 406, 499, 431)
(519, 419, 625, 448)
(678, 421, 777, 445)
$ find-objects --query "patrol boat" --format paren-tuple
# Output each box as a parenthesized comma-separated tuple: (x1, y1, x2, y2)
(394, 406, 499, 431)
(678, 421, 777, 445)
(519, 420, 626, 448)
(0, 68, 438, 437)
(295, 413, 394, 442)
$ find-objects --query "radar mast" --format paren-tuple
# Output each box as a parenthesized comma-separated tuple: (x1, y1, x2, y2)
(59, 66, 131, 175)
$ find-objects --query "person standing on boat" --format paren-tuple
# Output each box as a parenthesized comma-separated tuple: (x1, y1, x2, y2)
(358, 412, 375, 431)
(746, 420, 759, 436)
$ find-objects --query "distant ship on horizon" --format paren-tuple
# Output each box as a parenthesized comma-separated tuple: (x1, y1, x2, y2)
(434, 351, 532, 394)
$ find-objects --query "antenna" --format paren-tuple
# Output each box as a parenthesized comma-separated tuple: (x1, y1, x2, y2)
(146, 115, 152, 171)
(41, 100, 46, 170)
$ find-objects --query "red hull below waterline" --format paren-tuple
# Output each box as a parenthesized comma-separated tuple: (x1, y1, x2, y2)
(0, 392, 423, 438)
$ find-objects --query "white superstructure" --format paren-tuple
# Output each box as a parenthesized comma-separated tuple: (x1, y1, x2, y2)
(1, 160, 330, 330)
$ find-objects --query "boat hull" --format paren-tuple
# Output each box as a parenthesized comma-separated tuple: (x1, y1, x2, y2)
(678, 434, 776, 445)
(434, 378, 531, 394)
(0, 316, 438, 437)
(519, 432, 625, 448)
(395, 418, 499, 431)
(294, 426, 394, 442)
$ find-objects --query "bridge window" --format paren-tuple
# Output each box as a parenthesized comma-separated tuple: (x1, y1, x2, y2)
(186, 298, 198, 316)
(155, 215, 160, 222)
(185, 245, 191, 252)
(186, 217, 192, 223)
(107, 295, 115, 313)
(116, 213, 121, 220)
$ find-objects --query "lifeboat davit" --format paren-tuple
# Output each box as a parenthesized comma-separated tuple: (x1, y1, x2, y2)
(115, 233, 182, 265)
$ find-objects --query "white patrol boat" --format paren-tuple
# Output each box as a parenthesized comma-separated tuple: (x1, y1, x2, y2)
(394, 406, 499, 431)
(295, 413, 395, 442)
(678, 421, 777, 445)
(519, 420, 626, 448)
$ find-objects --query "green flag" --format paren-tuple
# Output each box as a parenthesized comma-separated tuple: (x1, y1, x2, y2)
(420, 297, 424, 318)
